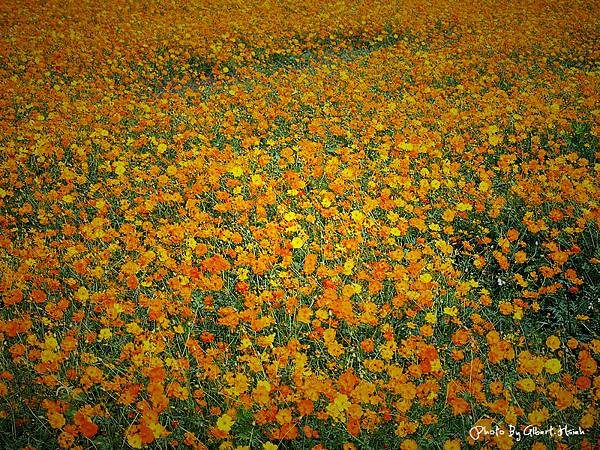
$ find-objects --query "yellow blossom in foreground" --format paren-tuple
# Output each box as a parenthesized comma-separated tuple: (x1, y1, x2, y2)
(516, 378, 536, 392)
(98, 328, 112, 340)
(544, 358, 562, 374)
(326, 394, 351, 422)
(291, 237, 305, 249)
(230, 166, 243, 177)
(216, 414, 235, 433)
(546, 335, 561, 351)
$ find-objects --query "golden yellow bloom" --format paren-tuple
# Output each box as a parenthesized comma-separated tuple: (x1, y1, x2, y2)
(216, 414, 234, 433)
(48, 411, 66, 429)
(544, 358, 562, 374)
(98, 328, 112, 340)
(546, 335, 561, 351)
(516, 378, 536, 392)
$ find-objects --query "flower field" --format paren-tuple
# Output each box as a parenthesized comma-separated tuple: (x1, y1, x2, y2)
(1, 0, 599, 448)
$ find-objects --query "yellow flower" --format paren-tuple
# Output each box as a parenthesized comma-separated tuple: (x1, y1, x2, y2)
(326, 394, 351, 422)
(41, 349, 58, 363)
(419, 273, 432, 283)
(390, 227, 403, 236)
(230, 166, 243, 177)
(48, 411, 66, 429)
(488, 134, 501, 146)
(516, 378, 536, 392)
(251, 174, 264, 186)
(291, 237, 304, 249)
(62, 194, 74, 203)
(442, 209, 456, 222)
(444, 306, 458, 317)
(424, 313, 437, 324)
(580, 413, 594, 429)
(275, 408, 292, 425)
(334, 394, 351, 411)
(544, 358, 562, 374)
(239, 337, 252, 350)
(186, 237, 197, 249)
(75, 286, 90, 303)
(323, 328, 336, 342)
(127, 433, 142, 449)
(43, 335, 59, 350)
(528, 407, 549, 426)
(257, 334, 275, 347)
(114, 161, 126, 176)
(351, 210, 365, 223)
(263, 443, 278, 450)
(380, 341, 397, 360)
(257, 380, 271, 391)
(513, 306, 523, 320)
(125, 322, 143, 335)
(98, 328, 112, 340)
(216, 414, 234, 433)
(546, 335, 561, 351)
(343, 259, 355, 275)
(444, 438, 461, 450)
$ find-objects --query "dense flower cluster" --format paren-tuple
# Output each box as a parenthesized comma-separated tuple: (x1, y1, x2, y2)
(1, 0, 599, 449)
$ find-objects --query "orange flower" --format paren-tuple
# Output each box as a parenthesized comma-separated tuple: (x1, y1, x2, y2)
(297, 399, 314, 416)
(361, 339, 375, 353)
(514, 250, 527, 263)
(303, 253, 318, 274)
(201, 255, 231, 273)
(578, 351, 597, 376)
(79, 418, 99, 438)
(451, 329, 470, 346)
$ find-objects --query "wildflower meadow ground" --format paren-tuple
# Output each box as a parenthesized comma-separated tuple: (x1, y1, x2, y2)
(0, 0, 599, 449)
